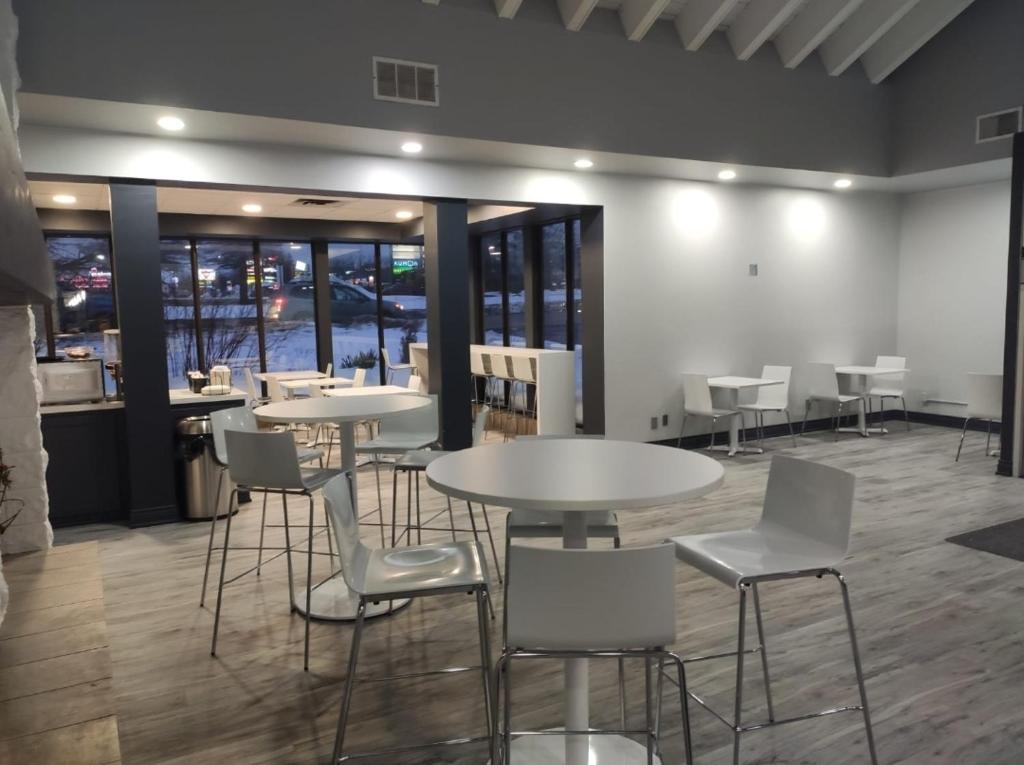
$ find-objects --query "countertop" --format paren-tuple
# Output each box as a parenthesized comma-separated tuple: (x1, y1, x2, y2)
(40, 388, 248, 415)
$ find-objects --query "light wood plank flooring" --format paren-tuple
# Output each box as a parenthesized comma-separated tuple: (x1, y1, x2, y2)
(44, 424, 1024, 764)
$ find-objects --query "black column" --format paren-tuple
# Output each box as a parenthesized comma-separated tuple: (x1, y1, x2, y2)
(523, 224, 543, 349)
(423, 200, 472, 450)
(998, 132, 1024, 477)
(109, 182, 178, 525)
(579, 208, 605, 435)
(312, 238, 332, 374)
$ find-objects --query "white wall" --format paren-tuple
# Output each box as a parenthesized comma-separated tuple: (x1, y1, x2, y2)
(18, 124, 903, 441)
(896, 182, 1010, 418)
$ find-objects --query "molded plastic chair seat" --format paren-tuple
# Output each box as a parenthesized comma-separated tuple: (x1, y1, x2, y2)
(671, 525, 844, 588)
(394, 449, 447, 469)
(355, 541, 489, 597)
(866, 385, 902, 398)
(297, 466, 346, 492)
(507, 509, 619, 538)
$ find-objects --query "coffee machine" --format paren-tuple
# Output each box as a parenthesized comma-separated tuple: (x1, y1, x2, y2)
(103, 329, 124, 400)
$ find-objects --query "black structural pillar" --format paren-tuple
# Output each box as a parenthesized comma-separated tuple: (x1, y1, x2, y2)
(579, 208, 605, 435)
(311, 238, 333, 374)
(109, 182, 178, 525)
(998, 132, 1024, 477)
(523, 224, 543, 349)
(423, 200, 473, 450)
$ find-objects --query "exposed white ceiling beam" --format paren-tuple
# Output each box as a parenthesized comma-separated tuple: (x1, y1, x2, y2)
(774, 0, 864, 69)
(557, 0, 600, 31)
(818, 0, 919, 76)
(727, 0, 804, 61)
(861, 0, 976, 84)
(494, 0, 523, 19)
(421, 0, 440, 5)
(619, 0, 672, 41)
(675, 0, 740, 51)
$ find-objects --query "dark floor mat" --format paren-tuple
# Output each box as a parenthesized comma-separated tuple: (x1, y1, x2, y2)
(947, 517, 1024, 562)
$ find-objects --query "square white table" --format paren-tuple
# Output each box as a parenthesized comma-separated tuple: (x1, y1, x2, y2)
(708, 376, 784, 456)
(278, 376, 354, 398)
(253, 369, 326, 382)
(834, 366, 909, 436)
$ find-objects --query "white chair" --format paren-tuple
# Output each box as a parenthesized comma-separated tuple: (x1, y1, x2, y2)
(407, 374, 423, 392)
(210, 427, 342, 671)
(669, 456, 877, 765)
(677, 373, 744, 450)
(739, 365, 796, 448)
(351, 367, 367, 388)
(266, 376, 285, 403)
(801, 363, 865, 440)
(867, 355, 909, 433)
(471, 349, 494, 406)
(510, 354, 537, 436)
(200, 406, 326, 612)
(243, 367, 269, 408)
(956, 373, 1003, 461)
(390, 406, 502, 589)
(324, 472, 493, 764)
(493, 543, 692, 765)
(491, 353, 518, 440)
(323, 362, 333, 378)
(382, 346, 416, 384)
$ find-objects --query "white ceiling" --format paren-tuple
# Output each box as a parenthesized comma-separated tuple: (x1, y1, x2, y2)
(30, 179, 531, 222)
(460, 0, 976, 83)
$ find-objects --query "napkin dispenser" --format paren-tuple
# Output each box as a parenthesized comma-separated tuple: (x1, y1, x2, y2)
(208, 365, 232, 390)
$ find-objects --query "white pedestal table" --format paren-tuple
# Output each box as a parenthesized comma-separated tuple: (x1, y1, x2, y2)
(708, 376, 783, 456)
(426, 438, 725, 764)
(255, 387, 429, 621)
(834, 365, 909, 436)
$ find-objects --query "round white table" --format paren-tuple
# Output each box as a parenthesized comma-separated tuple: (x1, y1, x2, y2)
(426, 438, 725, 765)
(255, 391, 430, 622)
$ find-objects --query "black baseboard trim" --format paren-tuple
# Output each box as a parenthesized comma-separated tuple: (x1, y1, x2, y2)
(129, 503, 180, 528)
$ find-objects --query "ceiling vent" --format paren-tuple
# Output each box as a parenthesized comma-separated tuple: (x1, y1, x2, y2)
(976, 107, 1022, 143)
(289, 198, 346, 208)
(372, 57, 439, 106)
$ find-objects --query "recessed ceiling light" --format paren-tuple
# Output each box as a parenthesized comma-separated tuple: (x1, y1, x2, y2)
(52, 194, 77, 205)
(395, 210, 414, 220)
(401, 141, 423, 154)
(833, 178, 853, 189)
(717, 169, 737, 181)
(574, 158, 594, 169)
(241, 203, 263, 214)
(289, 243, 302, 250)
(157, 115, 185, 132)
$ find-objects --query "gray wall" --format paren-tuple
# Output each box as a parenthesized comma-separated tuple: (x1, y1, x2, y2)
(889, 0, 1024, 175)
(12, 0, 893, 175)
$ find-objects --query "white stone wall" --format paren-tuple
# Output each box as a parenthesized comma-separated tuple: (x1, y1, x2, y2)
(0, 306, 53, 624)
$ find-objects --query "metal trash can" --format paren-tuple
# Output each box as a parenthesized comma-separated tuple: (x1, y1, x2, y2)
(177, 416, 234, 520)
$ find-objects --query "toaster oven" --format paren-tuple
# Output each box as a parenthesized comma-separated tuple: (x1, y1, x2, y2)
(38, 359, 106, 405)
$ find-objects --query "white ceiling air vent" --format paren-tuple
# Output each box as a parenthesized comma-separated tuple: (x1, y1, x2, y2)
(289, 198, 346, 208)
(976, 107, 1022, 144)
(373, 57, 439, 106)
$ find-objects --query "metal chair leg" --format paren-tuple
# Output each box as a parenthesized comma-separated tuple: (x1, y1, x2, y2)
(256, 489, 268, 576)
(211, 488, 237, 657)
(390, 466, 400, 547)
(834, 573, 879, 765)
(282, 492, 296, 612)
(372, 456, 386, 548)
(801, 399, 811, 434)
(901, 396, 910, 431)
(332, 599, 366, 764)
(677, 413, 688, 449)
(986, 419, 993, 456)
(303, 494, 314, 672)
(752, 583, 775, 722)
(673, 655, 695, 765)
(619, 655, 628, 730)
(645, 657, 654, 764)
(733, 585, 748, 765)
(469, 502, 502, 588)
(956, 417, 971, 461)
(709, 416, 717, 451)
(476, 588, 494, 735)
(834, 402, 842, 442)
(785, 409, 797, 447)
(200, 468, 225, 607)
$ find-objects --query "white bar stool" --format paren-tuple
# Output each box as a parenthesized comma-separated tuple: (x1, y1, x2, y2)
(510, 354, 537, 436)
(668, 456, 878, 765)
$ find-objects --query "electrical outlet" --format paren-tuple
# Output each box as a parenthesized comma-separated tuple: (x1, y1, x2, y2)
(749, 263, 758, 276)
(650, 416, 658, 430)
(662, 414, 669, 426)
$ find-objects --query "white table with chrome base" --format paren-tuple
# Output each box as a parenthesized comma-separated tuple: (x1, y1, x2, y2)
(427, 438, 725, 765)
(708, 376, 783, 456)
(834, 365, 909, 436)
(255, 386, 429, 621)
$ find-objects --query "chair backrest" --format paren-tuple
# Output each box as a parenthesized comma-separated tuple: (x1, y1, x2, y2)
(755, 365, 791, 409)
(352, 367, 367, 388)
(511, 355, 534, 383)
(492, 354, 515, 381)
(267, 376, 285, 403)
(324, 362, 333, 378)
(323, 472, 372, 594)
(308, 383, 324, 398)
(224, 428, 306, 490)
(870, 355, 906, 392)
(966, 373, 1002, 420)
(210, 405, 257, 465)
(380, 394, 438, 442)
(470, 350, 487, 377)
(481, 353, 494, 376)
(472, 405, 491, 446)
(681, 373, 713, 415)
(806, 363, 839, 401)
(381, 346, 394, 369)
(407, 374, 422, 392)
(243, 367, 261, 405)
(504, 544, 676, 650)
(757, 455, 855, 558)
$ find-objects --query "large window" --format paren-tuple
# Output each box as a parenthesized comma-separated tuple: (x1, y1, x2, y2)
(505, 230, 525, 347)
(541, 222, 568, 350)
(195, 239, 262, 373)
(327, 243, 382, 379)
(481, 233, 503, 345)
(160, 239, 197, 388)
(261, 242, 317, 373)
(572, 218, 583, 415)
(381, 243, 426, 368)
(45, 235, 117, 390)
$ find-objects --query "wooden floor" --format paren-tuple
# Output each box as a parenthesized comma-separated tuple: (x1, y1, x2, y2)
(0, 541, 122, 765)
(36, 424, 1024, 764)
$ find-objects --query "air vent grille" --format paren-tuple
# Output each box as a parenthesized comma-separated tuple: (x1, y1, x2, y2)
(373, 57, 439, 106)
(976, 107, 1021, 143)
(289, 198, 345, 208)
